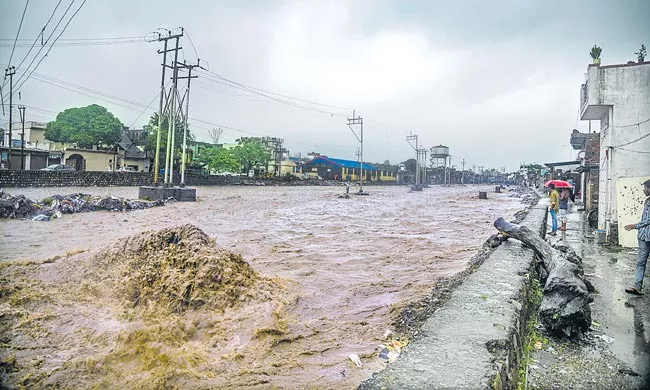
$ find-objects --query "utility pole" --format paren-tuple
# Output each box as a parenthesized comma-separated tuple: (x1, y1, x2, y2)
(461, 158, 466, 185)
(5, 66, 15, 170)
(347, 111, 365, 194)
(164, 35, 183, 186)
(419, 148, 428, 185)
(18, 105, 25, 170)
(177, 60, 199, 188)
(406, 132, 419, 185)
(448, 156, 453, 185)
(153, 29, 183, 186)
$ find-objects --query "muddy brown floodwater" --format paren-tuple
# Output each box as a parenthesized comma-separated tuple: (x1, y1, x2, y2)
(1, 185, 524, 389)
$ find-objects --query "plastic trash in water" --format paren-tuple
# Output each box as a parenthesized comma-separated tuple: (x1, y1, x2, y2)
(348, 353, 363, 368)
(32, 214, 51, 221)
(387, 349, 400, 363)
(383, 329, 392, 339)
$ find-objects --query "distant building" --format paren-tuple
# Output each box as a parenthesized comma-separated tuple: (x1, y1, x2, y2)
(580, 59, 650, 244)
(0, 121, 61, 170)
(304, 156, 397, 182)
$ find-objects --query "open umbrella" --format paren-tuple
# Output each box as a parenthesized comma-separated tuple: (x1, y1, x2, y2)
(545, 179, 573, 188)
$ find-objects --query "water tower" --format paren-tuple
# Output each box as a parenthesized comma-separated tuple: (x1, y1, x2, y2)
(430, 145, 450, 185)
(430, 145, 450, 167)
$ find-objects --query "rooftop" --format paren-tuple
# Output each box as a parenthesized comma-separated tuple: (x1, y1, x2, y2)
(307, 156, 377, 171)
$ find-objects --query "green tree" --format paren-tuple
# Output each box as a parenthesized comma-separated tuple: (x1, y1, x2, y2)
(401, 158, 417, 173)
(144, 113, 192, 158)
(234, 138, 270, 173)
(201, 146, 240, 173)
(45, 104, 123, 148)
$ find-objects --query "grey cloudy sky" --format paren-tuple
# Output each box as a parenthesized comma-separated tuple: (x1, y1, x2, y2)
(1, 0, 648, 170)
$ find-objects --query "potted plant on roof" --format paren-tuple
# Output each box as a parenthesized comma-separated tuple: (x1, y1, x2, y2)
(590, 45, 602, 65)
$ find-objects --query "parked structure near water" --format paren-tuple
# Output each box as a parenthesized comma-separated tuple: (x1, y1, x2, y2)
(579, 59, 650, 244)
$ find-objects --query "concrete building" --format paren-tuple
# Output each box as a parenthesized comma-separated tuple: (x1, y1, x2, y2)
(580, 59, 650, 245)
(570, 130, 600, 214)
(304, 156, 397, 182)
(0, 121, 61, 170)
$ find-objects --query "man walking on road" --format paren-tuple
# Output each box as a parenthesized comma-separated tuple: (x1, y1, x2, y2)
(548, 183, 559, 236)
(624, 179, 650, 296)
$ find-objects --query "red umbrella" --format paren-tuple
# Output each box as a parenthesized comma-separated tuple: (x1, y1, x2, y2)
(545, 180, 573, 188)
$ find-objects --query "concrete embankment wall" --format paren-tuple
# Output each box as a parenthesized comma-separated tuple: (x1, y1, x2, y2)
(0, 170, 402, 188)
(361, 203, 547, 390)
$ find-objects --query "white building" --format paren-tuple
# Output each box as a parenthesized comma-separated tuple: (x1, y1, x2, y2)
(580, 60, 650, 245)
(1, 121, 61, 170)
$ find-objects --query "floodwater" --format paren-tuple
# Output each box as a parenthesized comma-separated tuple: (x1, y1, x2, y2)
(1, 185, 524, 388)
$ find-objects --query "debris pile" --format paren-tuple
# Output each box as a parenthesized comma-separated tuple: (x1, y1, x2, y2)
(0, 191, 167, 221)
(0, 192, 39, 218)
(508, 186, 540, 205)
(102, 224, 266, 313)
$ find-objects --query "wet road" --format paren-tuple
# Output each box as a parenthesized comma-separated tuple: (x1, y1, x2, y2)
(528, 201, 650, 389)
(0, 185, 524, 387)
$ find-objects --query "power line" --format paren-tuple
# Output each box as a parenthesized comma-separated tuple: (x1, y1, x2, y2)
(617, 147, 650, 154)
(612, 130, 650, 148)
(196, 68, 351, 113)
(5, 0, 30, 68)
(610, 117, 650, 128)
(13, 0, 63, 73)
(129, 84, 170, 128)
(0, 36, 145, 42)
(183, 30, 199, 61)
(5, 0, 77, 100)
(11, 0, 87, 96)
(198, 71, 341, 115)
(0, 39, 146, 48)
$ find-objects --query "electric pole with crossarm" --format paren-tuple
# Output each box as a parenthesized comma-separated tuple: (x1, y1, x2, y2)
(347, 111, 366, 195)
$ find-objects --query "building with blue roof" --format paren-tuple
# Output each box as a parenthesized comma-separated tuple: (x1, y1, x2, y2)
(304, 156, 397, 182)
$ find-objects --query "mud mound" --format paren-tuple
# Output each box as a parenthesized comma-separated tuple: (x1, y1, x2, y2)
(105, 224, 261, 313)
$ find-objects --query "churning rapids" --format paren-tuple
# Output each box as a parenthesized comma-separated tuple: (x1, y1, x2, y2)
(1, 185, 525, 389)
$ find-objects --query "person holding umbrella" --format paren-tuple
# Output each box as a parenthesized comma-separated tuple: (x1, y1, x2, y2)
(548, 183, 559, 236)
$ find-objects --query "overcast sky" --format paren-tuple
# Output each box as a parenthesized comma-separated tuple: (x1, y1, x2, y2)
(1, 0, 648, 170)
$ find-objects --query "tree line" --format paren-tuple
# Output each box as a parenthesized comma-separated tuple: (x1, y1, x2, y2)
(43, 104, 274, 174)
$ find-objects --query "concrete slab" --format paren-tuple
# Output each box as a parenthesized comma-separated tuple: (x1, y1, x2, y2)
(138, 186, 197, 202)
(175, 187, 197, 202)
(360, 204, 548, 389)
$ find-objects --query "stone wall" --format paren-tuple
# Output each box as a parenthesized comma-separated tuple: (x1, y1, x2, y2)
(0, 170, 401, 188)
(361, 203, 548, 390)
(0, 170, 155, 188)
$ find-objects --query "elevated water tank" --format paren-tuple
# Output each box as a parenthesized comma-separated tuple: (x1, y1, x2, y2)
(430, 145, 450, 158)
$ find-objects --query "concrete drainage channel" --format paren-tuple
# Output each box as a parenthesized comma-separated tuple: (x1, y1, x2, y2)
(360, 203, 548, 390)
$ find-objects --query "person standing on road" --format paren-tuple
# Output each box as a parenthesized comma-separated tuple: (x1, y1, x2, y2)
(548, 183, 559, 236)
(559, 188, 570, 231)
(624, 179, 650, 296)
